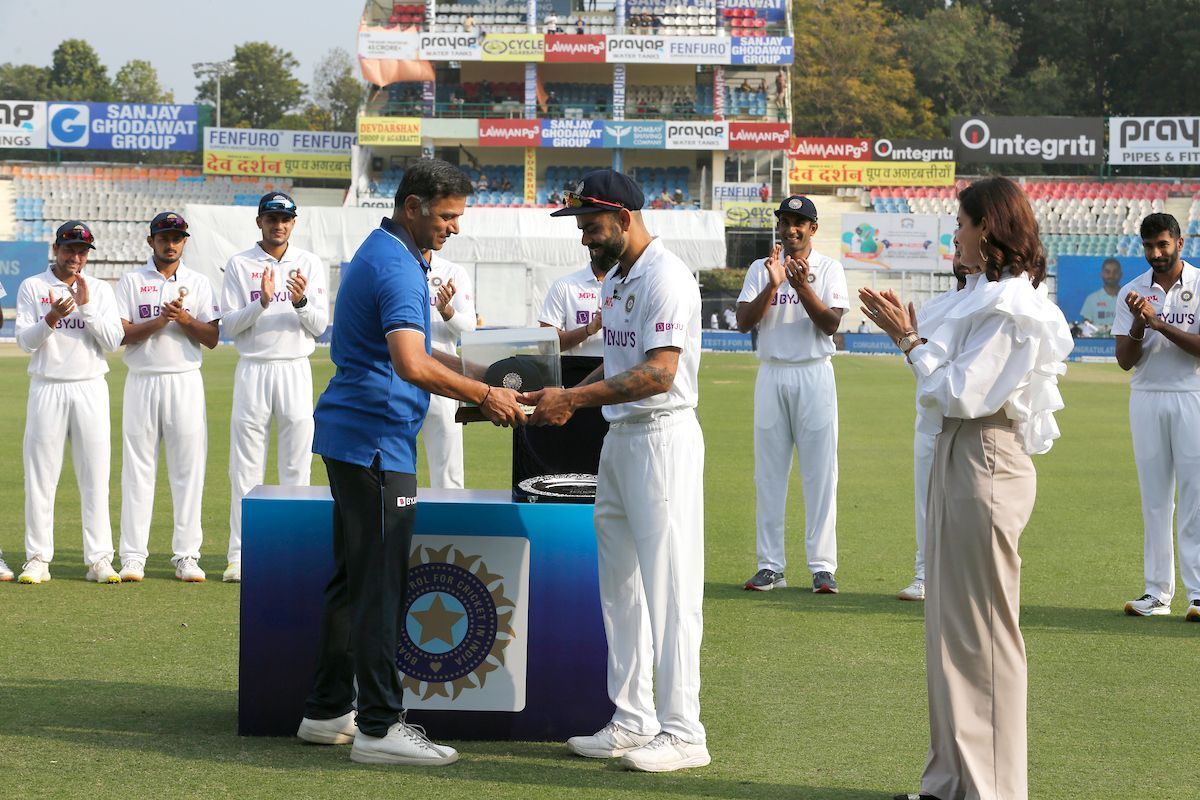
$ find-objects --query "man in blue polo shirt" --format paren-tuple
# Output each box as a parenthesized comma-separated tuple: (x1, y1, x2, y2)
(295, 159, 524, 766)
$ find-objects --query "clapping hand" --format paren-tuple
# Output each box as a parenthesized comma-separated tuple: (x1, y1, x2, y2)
(858, 287, 913, 340)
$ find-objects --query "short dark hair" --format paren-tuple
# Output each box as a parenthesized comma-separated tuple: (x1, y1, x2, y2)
(1140, 212, 1181, 240)
(958, 176, 1046, 287)
(394, 158, 474, 211)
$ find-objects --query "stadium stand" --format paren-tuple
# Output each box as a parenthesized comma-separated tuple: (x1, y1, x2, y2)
(625, 1, 720, 36)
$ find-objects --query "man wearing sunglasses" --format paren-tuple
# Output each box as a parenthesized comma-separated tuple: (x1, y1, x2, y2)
(519, 169, 709, 773)
(15, 221, 124, 584)
(219, 192, 329, 584)
(114, 212, 220, 583)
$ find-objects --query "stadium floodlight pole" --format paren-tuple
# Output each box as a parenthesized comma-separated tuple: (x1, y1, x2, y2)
(192, 59, 235, 128)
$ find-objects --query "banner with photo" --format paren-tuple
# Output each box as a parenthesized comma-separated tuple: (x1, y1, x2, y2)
(1055, 255, 1145, 333)
(357, 116, 421, 146)
(1109, 117, 1200, 166)
(790, 160, 955, 187)
(840, 213, 942, 271)
(0, 100, 47, 149)
(47, 102, 199, 151)
(203, 127, 355, 179)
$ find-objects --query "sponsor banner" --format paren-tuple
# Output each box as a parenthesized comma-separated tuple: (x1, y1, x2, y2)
(357, 116, 421, 146)
(713, 67, 725, 119)
(665, 120, 728, 150)
(358, 28, 420, 60)
(524, 63, 538, 118)
(788, 137, 872, 161)
(47, 102, 199, 151)
(1109, 117, 1200, 165)
(400, 535, 530, 712)
(544, 34, 606, 62)
(524, 147, 537, 205)
(953, 115, 1103, 164)
(478, 119, 541, 146)
(789, 159, 955, 187)
(729, 121, 790, 150)
(205, 152, 350, 179)
(722, 202, 777, 229)
(730, 36, 793, 65)
(481, 33, 545, 62)
(841, 213, 941, 271)
(712, 181, 763, 207)
(601, 120, 664, 149)
(0, 100, 47, 149)
(420, 32, 482, 60)
(723, 0, 786, 22)
(1056, 255, 1146, 333)
(612, 64, 626, 121)
(0, 242, 50, 289)
(873, 137, 954, 163)
(204, 127, 355, 155)
(540, 119, 604, 148)
(664, 36, 731, 64)
(606, 35, 667, 63)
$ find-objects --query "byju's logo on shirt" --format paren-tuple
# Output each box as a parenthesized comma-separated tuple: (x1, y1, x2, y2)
(655, 322, 684, 332)
(605, 329, 637, 347)
(575, 310, 590, 325)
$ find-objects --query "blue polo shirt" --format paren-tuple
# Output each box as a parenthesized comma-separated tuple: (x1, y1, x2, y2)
(313, 217, 432, 473)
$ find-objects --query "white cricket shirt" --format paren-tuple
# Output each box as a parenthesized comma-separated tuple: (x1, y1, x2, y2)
(912, 274, 982, 434)
(737, 248, 849, 362)
(539, 265, 606, 356)
(220, 243, 329, 360)
(15, 269, 124, 380)
(115, 260, 219, 374)
(427, 254, 476, 355)
(599, 238, 700, 423)
(1111, 262, 1200, 392)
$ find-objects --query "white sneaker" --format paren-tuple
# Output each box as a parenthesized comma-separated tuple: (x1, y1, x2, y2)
(350, 719, 459, 766)
(1124, 594, 1170, 616)
(18, 557, 50, 584)
(567, 722, 655, 758)
(86, 557, 121, 584)
(897, 578, 925, 601)
(119, 559, 146, 582)
(175, 556, 206, 582)
(297, 711, 357, 745)
(0, 557, 13, 581)
(619, 732, 711, 773)
(223, 561, 241, 583)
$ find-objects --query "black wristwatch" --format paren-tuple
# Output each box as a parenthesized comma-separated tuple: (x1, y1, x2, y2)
(292, 296, 308, 309)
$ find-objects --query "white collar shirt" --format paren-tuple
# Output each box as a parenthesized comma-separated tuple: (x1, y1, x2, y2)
(911, 273, 981, 434)
(539, 265, 606, 357)
(14, 269, 124, 380)
(600, 238, 700, 423)
(737, 248, 849, 362)
(426, 254, 476, 354)
(115, 259, 219, 374)
(219, 243, 329, 360)
(1111, 262, 1200, 392)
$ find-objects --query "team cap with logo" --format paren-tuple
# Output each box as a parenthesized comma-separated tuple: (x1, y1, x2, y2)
(149, 211, 190, 237)
(551, 169, 645, 217)
(775, 195, 818, 222)
(54, 220, 96, 249)
(258, 191, 298, 217)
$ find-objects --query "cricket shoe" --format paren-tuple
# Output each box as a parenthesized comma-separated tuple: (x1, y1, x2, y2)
(223, 561, 241, 583)
(87, 557, 121, 584)
(619, 732, 711, 773)
(18, 557, 50, 584)
(1124, 594, 1169, 616)
(175, 556, 206, 582)
(119, 559, 145, 582)
(350, 719, 458, 765)
(567, 722, 655, 758)
(1187, 600, 1200, 623)
(0, 557, 13, 581)
(743, 568, 786, 591)
(812, 571, 838, 594)
(897, 578, 925, 601)
(297, 711, 356, 745)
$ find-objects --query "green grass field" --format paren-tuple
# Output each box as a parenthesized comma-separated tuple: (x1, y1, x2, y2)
(0, 345, 1196, 799)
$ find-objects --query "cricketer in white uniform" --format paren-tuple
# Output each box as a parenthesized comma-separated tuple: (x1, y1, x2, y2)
(539, 261, 608, 356)
(420, 251, 476, 488)
(1112, 213, 1200, 621)
(1079, 257, 1123, 334)
(15, 221, 124, 584)
(0, 278, 11, 581)
(221, 192, 329, 583)
(899, 257, 979, 602)
(736, 196, 847, 594)
(115, 212, 219, 582)
(521, 169, 709, 774)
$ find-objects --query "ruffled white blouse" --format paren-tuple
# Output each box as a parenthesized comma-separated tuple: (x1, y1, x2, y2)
(908, 272, 1074, 455)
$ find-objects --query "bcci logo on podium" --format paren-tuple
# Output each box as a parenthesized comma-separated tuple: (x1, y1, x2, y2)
(397, 535, 530, 711)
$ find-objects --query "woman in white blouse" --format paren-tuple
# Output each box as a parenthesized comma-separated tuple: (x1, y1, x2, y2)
(861, 176, 1073, 800)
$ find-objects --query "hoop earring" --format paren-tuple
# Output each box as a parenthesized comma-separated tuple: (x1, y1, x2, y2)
(979, 236, 989, 264)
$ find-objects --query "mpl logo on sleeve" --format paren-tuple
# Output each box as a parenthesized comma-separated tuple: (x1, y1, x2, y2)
(605, 35, 666, 63)
(544, 34, 606, 62)
(419, 33, 481, 60)
(1109, 117, 1200, 165)
(0, 100, 47, 149)
(666, 120, 728, 150)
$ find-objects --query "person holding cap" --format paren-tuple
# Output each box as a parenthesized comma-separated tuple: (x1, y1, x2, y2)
(114, 212, 220, 582)
(15, 221, 124, 584)
(735, 196, 848, 594)
(220, 192, 329, 583)
(520, 169, 709, 773)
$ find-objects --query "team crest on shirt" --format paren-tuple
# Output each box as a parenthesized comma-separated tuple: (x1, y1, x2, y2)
(431, 276, 444, 287)
(625, 294, 636, 313)
(806, 273, 816, 283)
(1183, 290, 1195, 303)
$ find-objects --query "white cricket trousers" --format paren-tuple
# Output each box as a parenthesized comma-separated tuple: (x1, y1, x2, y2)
(594, 410, 706, 744)
(1129, 390, 1200, 604)
(912, 429, 937, 582)
(120, 371, 207, 564)
(24, 376, 114, 565)
(228, 357, 314, 563)
(753, 359, 838, 575)
(423, 393, 464, 489)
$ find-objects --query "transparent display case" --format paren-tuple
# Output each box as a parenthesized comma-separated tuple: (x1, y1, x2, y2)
(459, 327, 562, 395)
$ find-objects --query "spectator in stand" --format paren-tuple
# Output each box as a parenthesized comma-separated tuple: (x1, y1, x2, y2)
(500, 176, 513, 193)
(575, 16, 585, 34)
(545, 12, 561, 34)
(673, 187, 685, 206)
(740, 78, 753, 93)
(760, 183, 771, 203)
(487, 174, 500, 192)
(449, 91, 464, 115)
(775, 69, 786, 102)
(480, 80, 493, 103)
(476, 173, 489, 193)
(856, 320, 869, 334)
(658, 188, 672, 208)
(588, 0, 596, 11)
(546, 91, 560, 117)
(549, 189, 562, 206)
(650, 13, 662, 32)
(463, 13, 475, 32)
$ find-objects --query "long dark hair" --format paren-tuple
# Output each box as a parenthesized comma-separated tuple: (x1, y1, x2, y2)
(958, 177, 1046, 288)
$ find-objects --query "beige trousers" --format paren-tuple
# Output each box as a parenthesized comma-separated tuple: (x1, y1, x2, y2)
(921, 414, 1035, 800)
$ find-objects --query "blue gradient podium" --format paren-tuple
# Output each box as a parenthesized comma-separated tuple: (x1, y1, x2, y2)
(238, 486, 613, 740)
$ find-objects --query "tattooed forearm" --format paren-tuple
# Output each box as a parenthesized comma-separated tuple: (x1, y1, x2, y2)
(602, 363, 673, 400)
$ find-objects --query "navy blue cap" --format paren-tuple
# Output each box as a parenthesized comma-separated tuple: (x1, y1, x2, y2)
(55, 220, 96, 249)
(149, 212, 189, 237)
(775, 195, 818, 222)
(550, 169, 645, 217)
(258, 191, 298, 217)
